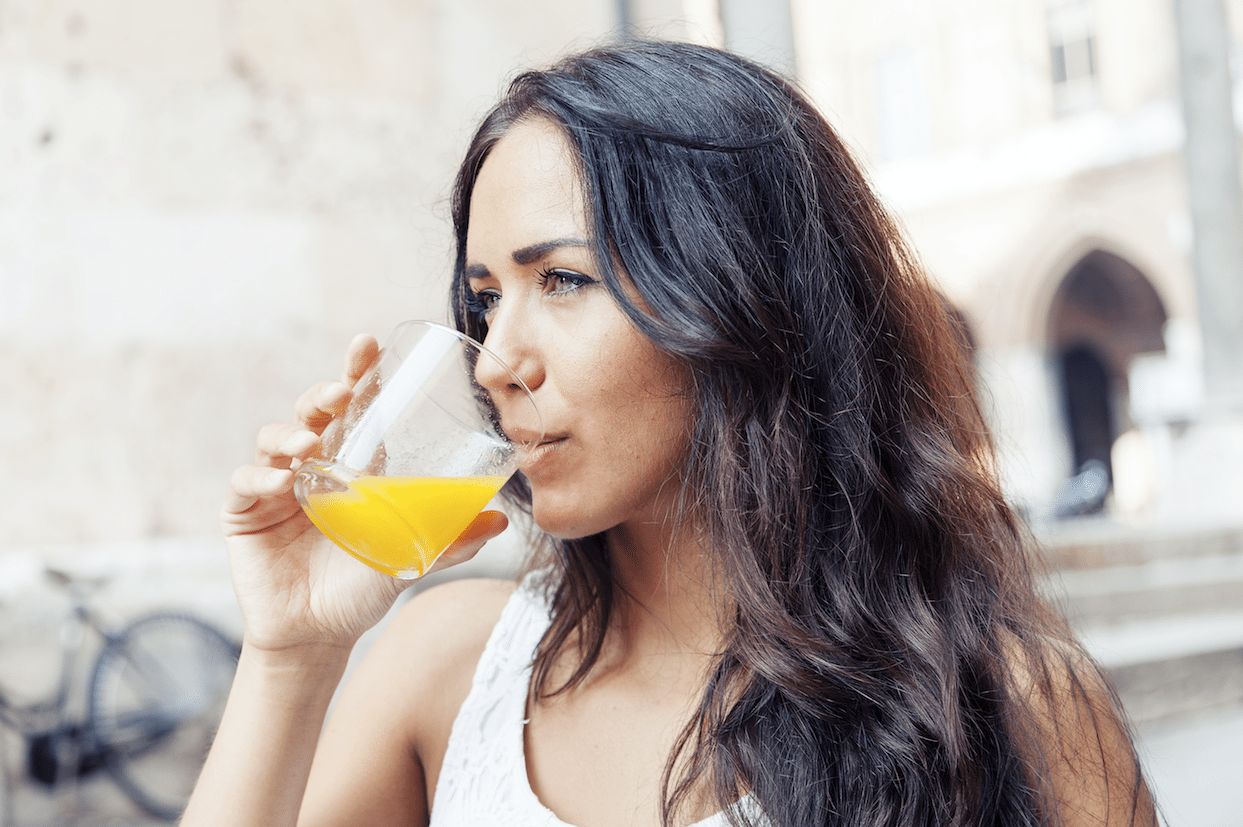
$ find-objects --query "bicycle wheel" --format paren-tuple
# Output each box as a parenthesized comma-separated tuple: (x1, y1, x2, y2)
(87, 613, 239, 821)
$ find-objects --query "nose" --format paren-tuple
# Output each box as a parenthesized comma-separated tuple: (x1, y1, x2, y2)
(473, 307, 544, 404)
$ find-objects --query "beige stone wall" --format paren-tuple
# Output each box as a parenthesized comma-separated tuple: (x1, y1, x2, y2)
(1, 0, 732, 558)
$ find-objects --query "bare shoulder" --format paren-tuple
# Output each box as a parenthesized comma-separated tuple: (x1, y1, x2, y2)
(389, 579, 517, 781)
(319, 580, 515, 779)
(328, 577, 516, 714)
(300, 578, 518, 825)
(396, 576, 518, 636)
(389, 577, 517, 671)
(999, 630, 1157, 827)
(366, 577, 518, 701)
(999, 628, 1107, 700)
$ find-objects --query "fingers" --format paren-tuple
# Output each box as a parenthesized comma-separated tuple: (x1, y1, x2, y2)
(343, 334, 379, 387)
(287, 334, 376, 434)
(221, 465, 293, 523)
(221, 333, 380, 541)
(454, 510, 509, 547)
(293, 380, 352, 434)
(255, 423, 320, 468)
(426, 511, 509, 576)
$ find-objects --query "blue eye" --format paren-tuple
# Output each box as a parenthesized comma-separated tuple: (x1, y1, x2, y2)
(537, 267, 595, 294)
(464, 289, 500, 319)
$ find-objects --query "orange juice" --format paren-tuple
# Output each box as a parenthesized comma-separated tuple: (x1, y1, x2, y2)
(302, 474, 507, 578)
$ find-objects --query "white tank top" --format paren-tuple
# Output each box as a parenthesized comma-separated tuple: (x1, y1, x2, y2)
(429, 576, 760, 827)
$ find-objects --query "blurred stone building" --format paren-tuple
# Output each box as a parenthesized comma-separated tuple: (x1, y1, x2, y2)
(792, 0, 1243, 530)
(792, 3, 1243, 742)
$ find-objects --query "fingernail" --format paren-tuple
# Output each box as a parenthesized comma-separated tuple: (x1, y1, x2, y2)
(289, 431, 318, 453)
(267, 469, 290, 485)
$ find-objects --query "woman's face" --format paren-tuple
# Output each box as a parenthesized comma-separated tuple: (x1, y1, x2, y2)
(465, 117, 691, 541)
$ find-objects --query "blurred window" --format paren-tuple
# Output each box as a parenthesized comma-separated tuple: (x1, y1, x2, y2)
(1048, 0, 1098, 115)
(874, 47, 933, 161)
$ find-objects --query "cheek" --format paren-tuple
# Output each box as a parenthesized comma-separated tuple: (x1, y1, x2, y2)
(606, 383, 693, 480)
(609, 346, 691, 454)
(595, 363, 685, 440)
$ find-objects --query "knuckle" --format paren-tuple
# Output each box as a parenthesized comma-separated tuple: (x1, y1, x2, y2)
(296, 381, 348, 426)
(256, 422, 285, 443)
(229, 464, 256, 494)
(255, 423, 294, 458)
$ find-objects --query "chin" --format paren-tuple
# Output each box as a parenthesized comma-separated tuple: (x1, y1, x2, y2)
(530, 498, 607, 542)
(533, 518, 599, 542)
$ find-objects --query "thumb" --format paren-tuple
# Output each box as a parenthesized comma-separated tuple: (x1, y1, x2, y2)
(425, 510, 510, 575)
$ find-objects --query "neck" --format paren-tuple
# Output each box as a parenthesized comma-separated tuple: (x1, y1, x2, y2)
(604, 515, 726, 661)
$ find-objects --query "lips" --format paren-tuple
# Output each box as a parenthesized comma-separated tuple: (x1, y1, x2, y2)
(521, 436, 567, 472)
(502, 425, 546, 448)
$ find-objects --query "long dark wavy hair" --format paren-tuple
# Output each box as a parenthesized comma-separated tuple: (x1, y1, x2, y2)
(449, 40, 1151, 827)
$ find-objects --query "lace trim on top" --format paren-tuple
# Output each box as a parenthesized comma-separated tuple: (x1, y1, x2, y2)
(428, 575, 759, 827)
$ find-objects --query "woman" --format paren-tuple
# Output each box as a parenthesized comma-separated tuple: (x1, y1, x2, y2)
(183, 41, 1157, 827)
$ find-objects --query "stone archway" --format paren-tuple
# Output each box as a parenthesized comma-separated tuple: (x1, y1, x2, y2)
(1047, 249, 1168, 513)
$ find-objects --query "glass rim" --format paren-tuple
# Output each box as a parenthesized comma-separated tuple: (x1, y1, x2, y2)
(393, 319, 544, 443)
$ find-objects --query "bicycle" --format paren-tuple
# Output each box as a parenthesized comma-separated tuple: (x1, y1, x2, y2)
(0, 566, 240, 824)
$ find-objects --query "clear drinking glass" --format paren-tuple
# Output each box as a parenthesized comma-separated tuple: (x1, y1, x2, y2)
(293, 320, 541, 579)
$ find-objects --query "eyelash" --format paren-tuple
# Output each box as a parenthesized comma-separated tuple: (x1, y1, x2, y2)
(463, 289, 496, 319)
(535, 267, 594, 294)
(465, 268, 595, 319)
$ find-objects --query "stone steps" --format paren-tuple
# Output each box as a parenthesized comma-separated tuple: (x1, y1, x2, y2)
(1039, 522, 1243, 727)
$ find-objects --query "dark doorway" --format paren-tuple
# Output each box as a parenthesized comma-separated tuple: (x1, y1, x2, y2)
(1060, 345, 1113, 476)
(1047, 250, 1168, 516)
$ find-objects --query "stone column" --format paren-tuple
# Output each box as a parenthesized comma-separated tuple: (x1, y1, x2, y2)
(1173, 0, 1243, 405)
(718, 0, 797, 76)
(616, 0, 634, 37)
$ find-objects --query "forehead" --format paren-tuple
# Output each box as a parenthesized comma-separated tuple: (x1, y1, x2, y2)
(466, 118, 588, 260)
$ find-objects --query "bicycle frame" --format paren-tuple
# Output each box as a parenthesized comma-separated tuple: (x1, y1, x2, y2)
(1, 568, 241, 825)
(0, 573, 129, 791)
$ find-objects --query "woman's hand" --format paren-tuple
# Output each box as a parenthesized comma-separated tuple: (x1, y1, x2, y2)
(219, 333, 509, 655)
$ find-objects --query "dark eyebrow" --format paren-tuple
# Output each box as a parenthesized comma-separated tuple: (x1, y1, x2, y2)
(465, 238, 590, 283)
(512, 238, 589, 265)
